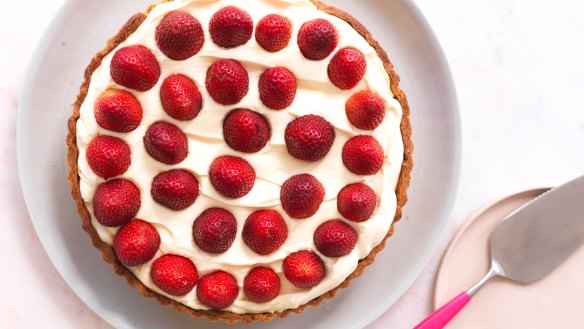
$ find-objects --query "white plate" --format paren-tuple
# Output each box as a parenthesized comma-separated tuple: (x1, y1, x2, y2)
(17, 0, 460, 328)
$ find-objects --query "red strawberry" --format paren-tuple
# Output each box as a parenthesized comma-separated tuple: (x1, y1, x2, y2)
(297, 19, 338, 60)
(150, 254, 198, 296)
(93, 179, 140, 227)
(255, 14, 292, 52)
(282, 250, 325, 288)
(110, 45, 160, 91)
(86, 135, 131, 179)
(192, 208, 237, 254)
(113, 219, 160, 267)
(143, 122, 188, 165)
(242, 210, 288, 255)
(313, 219, 358, 257)
(155, 11, 204, 60)
(345, 91, 386, 130)
(280, 174, 325, 219)
(151, 169, 199, 210)
(209, 156, 255, 198)
(160, 74, 202, 121)
(209, 6, 253, 48)
(284, 115, 335, 162)
(197, 271, 239, 309)
(94, 89, 142, 133)
(342, 135, 384, 175)
(223, 109, 270, 153)
(205, 59, 249, 105)
(243, 267, 280, 303)
(337, 183, 377, 222)
(259, 67, 297, 110)
(328, 47, 367, 90)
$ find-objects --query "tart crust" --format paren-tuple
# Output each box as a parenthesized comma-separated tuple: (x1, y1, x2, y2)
(66, 0, 413, 324)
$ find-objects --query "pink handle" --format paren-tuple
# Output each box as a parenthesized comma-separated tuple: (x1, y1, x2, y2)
(414, 292, 471, 329)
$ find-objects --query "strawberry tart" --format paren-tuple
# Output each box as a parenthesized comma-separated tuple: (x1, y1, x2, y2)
(66, 0, 413, 323)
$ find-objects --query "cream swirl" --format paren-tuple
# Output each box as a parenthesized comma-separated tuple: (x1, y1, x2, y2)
(76, 0, 404, 313)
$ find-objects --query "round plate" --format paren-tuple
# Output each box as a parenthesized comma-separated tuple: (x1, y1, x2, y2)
(434, 188, 584, 328)
(17, 0, 459, 328)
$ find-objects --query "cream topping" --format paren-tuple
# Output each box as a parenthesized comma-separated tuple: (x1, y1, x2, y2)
(76, 0, 404, 314)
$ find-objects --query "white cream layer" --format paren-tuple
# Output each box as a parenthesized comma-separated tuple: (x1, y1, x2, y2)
(76, 0, 404, 314)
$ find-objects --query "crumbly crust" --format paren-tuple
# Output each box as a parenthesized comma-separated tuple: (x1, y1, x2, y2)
(66, 0, 413, 324)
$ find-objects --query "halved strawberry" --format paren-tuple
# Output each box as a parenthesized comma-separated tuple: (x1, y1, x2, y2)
(297, 18, 338, 60)
(86, 135, 131, 179)
(205, 59, 249, 105)
(244, 267, 281, 303)
(113, 219, 160, 267)
(284, 115, 335, 162)
(155, 11, 204, 60)
(94, 89, 142, 133)
(192, 208, 237, 254)
(328, 47, 367, 90)
(282, 250, 325, 289)
(143, 122, 188, 165)
(110, 45, 160, 91)
(337, 183, 377, 222)
(209, 156, 255, 198)
(151, 169, 199, 210)
(259, 67, 297, 110)
(342, 135, 384, 175)
(313, 219, 357, 257)
(160, 74, 202, 121)
(280, 174, 325, 219)
(242, 210, 288, 255)
(150, 254, 198, 296)
(255, 14, 292, 52)
(345, 91, 386, 130)
(209, 6, 253, 48)
(93, 179, 140, 227)
(197, 271, 239, 309)
(223, 109, 270, 153)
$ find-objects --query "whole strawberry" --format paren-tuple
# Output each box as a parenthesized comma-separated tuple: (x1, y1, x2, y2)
(297, 18, 338, 60)
(93, 179, 141, 227)
(155, 11, 204, 60)
(337, 183, 377, 222)
(151, 169, 199, 210)
(160, 74, 202, 121)
(209, 156, 255, 198)
(282, 250, 325, 288)
(259, 67, 297, 110)
(345, 91, 386, 130)
(110, 45, 160, 91)
(328, 47, 367, 90)
(313, 219, 358, 257)
(223, 109, 270, 153)
(285, 115, 335, 162)
(209, 6, 253, 48)
(205, 59, 249, 105)
(255, 14, 292, 52)
(86, 135, 131, 179)
(197, 271, 239, 309)
(150, 254, 198, 296)
(192, 208, 237, 254)
(244, 267, 280, 303)
(113, 219, 160, 267)
(94, 89, 142, 133)
(143, 122, 188, 165)
(242, 210, 288, 255)
(280, 174, 325, 219)
(342, 135, 384, 175)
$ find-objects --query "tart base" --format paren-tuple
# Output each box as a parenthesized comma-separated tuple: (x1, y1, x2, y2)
(66, 0, 413, 324)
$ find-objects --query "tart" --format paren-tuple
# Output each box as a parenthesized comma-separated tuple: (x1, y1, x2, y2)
(66, 0, 413, 323)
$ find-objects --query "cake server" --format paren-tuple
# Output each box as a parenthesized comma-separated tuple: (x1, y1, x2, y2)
(415, 175, 584, 329)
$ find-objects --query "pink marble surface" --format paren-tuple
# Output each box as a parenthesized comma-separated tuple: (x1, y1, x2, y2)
(4, 0, 584, 328)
